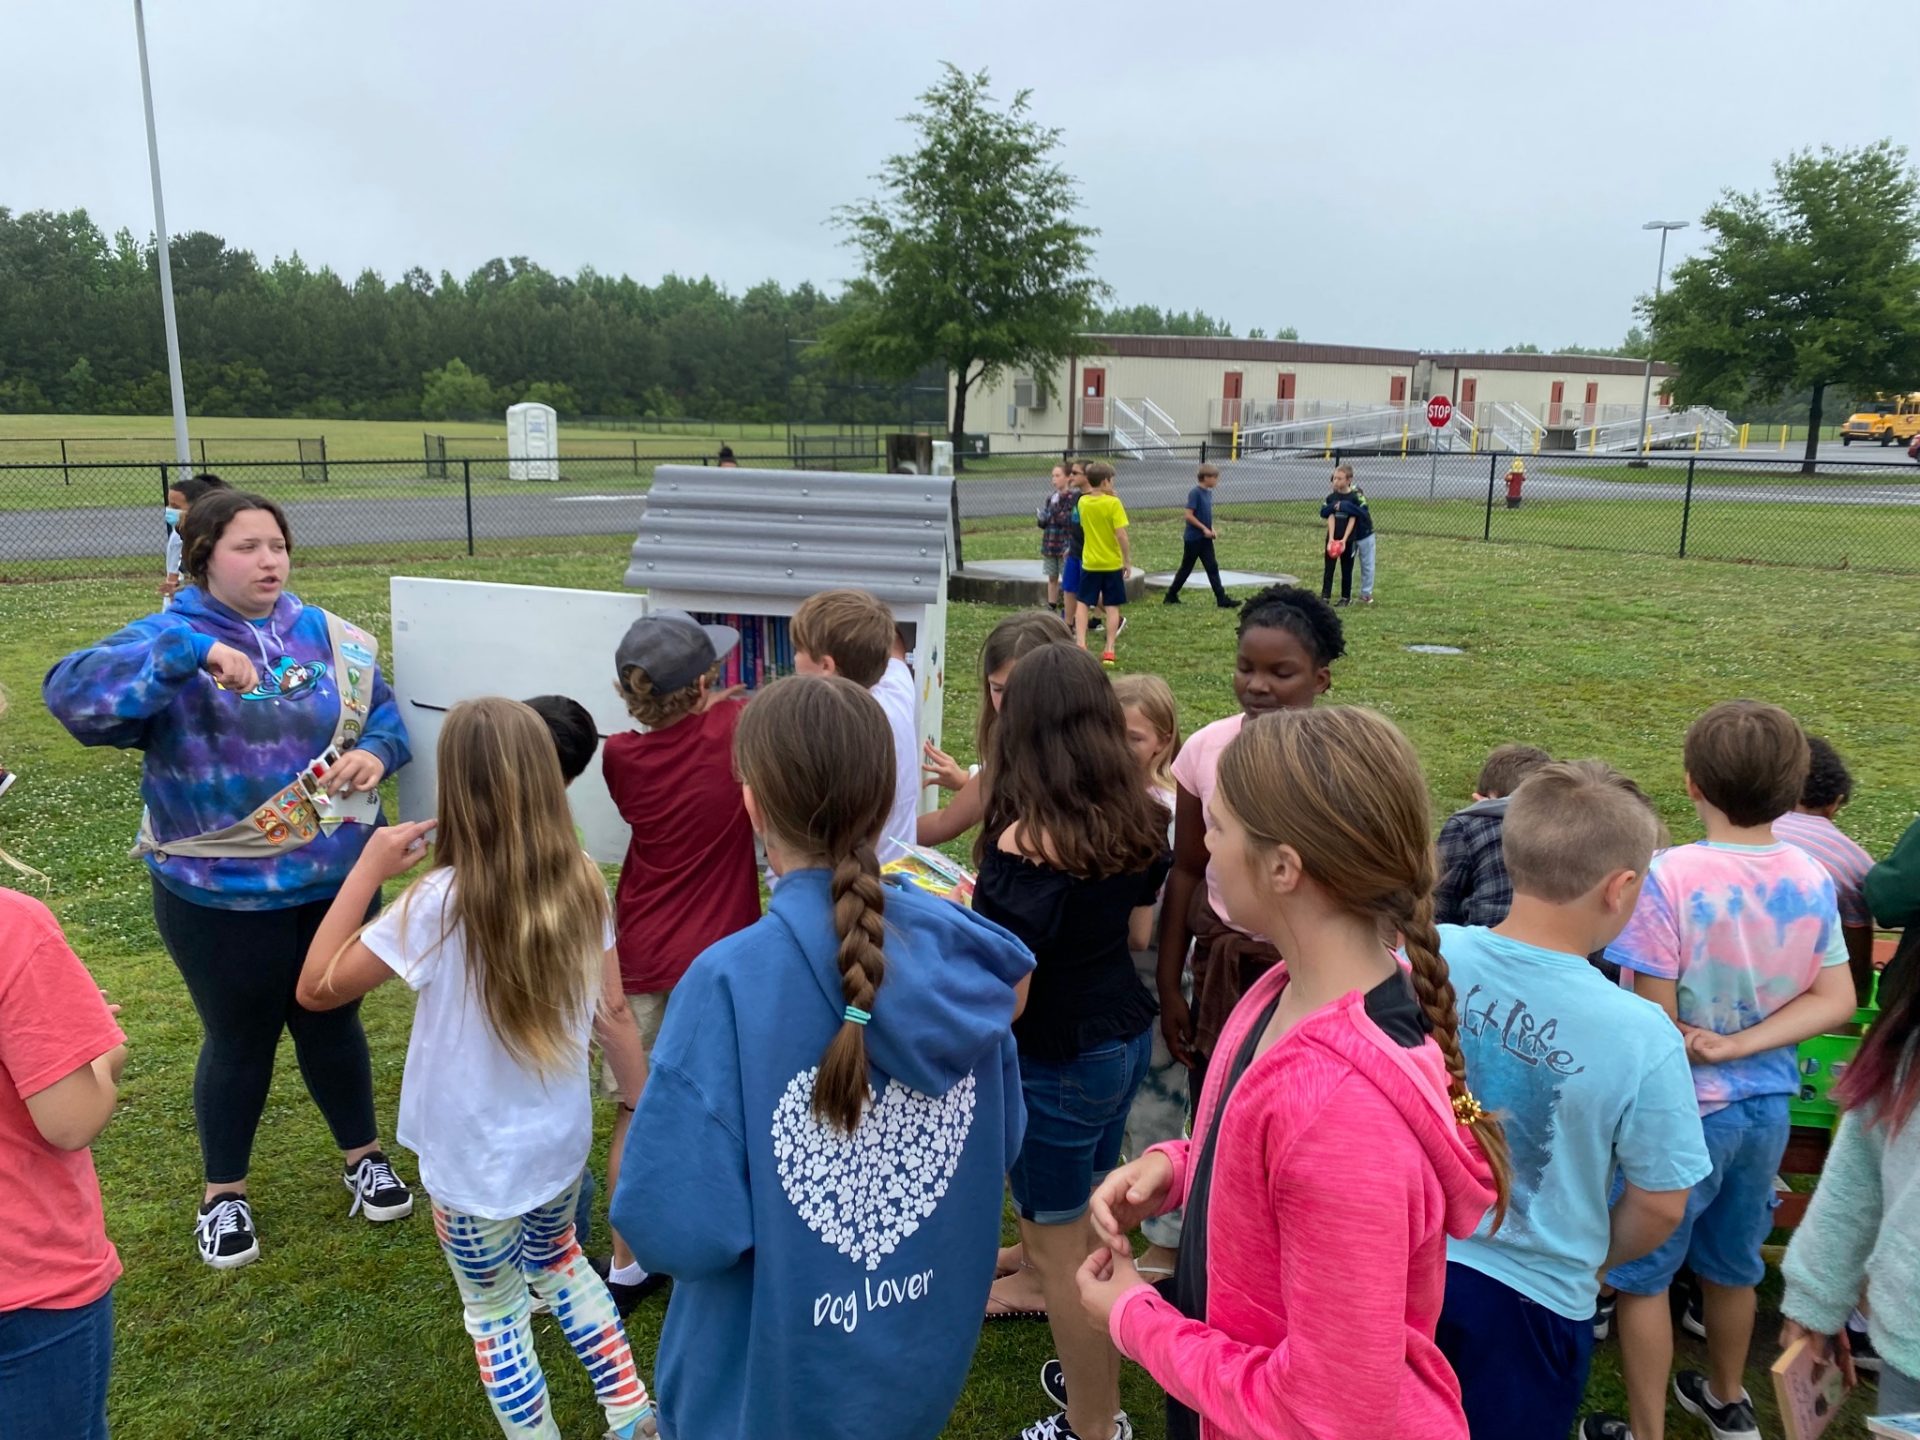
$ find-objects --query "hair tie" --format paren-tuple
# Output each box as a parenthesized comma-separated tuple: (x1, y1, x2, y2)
(1452, 1091, 1487, 1126)
(843, 1005, 872, 1027)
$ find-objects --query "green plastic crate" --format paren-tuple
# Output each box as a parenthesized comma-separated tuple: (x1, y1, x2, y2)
(1790, 1029, 1864, 1130)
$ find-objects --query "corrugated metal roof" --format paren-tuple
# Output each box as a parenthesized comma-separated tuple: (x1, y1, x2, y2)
(1425, 352, 1673, 377)
(623, 466, 957, 605)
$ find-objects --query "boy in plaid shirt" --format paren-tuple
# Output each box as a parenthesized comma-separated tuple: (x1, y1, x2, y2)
(1436, 743, 1553, 926)
(1037, 461, 1075, 616)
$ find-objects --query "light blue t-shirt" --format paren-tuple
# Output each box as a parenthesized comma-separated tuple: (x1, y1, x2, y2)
(1441, 923, 1711, 1320)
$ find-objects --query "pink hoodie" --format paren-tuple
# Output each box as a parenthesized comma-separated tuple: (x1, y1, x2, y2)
(1110, 962, 1497, 1440)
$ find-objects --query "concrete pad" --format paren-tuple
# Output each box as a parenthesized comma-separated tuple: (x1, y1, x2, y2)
(1144, 568, 1298, 591)
(948, 559, 1147, 606)
(1405, 644, 1466, 655)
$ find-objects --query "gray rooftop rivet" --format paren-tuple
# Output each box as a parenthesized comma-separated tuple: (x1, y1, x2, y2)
(786, 568, 795, 577)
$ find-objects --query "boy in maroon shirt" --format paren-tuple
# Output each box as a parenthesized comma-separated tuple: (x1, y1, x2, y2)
(598, 609, 761, 1308)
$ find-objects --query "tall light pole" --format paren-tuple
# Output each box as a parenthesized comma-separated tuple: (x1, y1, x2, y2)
(1632, 219, 1688, 465)
(134, 0, 191, 483)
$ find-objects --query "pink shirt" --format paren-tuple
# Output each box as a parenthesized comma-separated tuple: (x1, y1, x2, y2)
(1773, 811, 1874, 929)
(1170, 713, 1245, 927)
(0, 890, 124, 1311)
(1110, 962, 1496, 1440)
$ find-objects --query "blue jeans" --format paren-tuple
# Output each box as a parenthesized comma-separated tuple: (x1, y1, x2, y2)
(1010, 1028, 1154, 1224)
(1437, 1262, 1591, 1440)
(1355, 535, 1377, 598)
(1608, 1093, 1789, 1293)
(0, 1290, 114, 1440)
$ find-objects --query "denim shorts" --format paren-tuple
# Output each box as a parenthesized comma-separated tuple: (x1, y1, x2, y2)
(1062, 556, 1083, 593)
(1009, 1027, 1154, 1225)
(1607, 1092, 1789, 1293)
(1076, 568, 1128, 608)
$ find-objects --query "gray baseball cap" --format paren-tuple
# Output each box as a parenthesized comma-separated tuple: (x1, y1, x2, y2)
(615, 608, 739, 692)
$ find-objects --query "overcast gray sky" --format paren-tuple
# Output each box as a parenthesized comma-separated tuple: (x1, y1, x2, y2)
(5, 1, 1911, 350)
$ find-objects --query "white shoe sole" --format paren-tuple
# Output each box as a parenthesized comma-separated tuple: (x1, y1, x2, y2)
(1682, 1307, 1708, 1340)
(200, 1240, 260, 1270)
(351, 1192, 415, 1222)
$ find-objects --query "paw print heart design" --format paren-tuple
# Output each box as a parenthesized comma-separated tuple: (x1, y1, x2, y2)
(771, 1067, 977, 1271)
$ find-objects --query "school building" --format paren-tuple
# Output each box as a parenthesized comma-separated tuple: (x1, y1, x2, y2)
(962, 336, 1680, 456)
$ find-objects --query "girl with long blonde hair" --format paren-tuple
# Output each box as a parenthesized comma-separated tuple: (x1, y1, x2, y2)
(298, 697, 656, 1440)
(613, 675, 1033, 1440)
(1081, 705, 1510, 1440)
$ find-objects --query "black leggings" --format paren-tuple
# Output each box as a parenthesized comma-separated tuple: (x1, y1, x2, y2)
(151, 879, 379, 1185)
(1321, 548, 1355, 601)
(1166, 538, 1229, 602)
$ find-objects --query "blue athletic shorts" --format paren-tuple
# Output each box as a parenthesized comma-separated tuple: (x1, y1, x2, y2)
(1076, 568, 1127, 608)
(1437, 1262, 1592, 1440)
(1606, 1092, 1788, 1293)
(1061, 556, 1083, 594)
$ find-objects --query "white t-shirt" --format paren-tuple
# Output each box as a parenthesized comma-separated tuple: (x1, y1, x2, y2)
(872, 657, 921, 865)
(361, 868, 614, 1219)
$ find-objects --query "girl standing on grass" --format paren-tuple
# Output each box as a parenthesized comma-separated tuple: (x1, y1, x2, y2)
(0, 684, 128, 1440)
(971, 646, 1171, 1440)
(1079, 706, 1509, 1440)
(919, 610, 1075, 846)
(1779, 940, 1920, 1414)
(297, 698, 657, 1440)
(1157, 585, 1346, 1087)
(612, 676, 1032, 1440)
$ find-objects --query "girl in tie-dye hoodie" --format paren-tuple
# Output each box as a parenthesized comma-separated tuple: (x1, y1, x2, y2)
(44, 492, 414, 1271)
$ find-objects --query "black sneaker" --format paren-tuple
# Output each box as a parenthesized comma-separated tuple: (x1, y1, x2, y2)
(1593, 1291, 1617, 1341)
(196, 1192, 260, 1270)
(1087, 615, 1104, 633)
(1041, 1358, 1067, 1409)
(590, 1253, 669, 1318)
(1682, 1289, 1707, 1339)
(1215, 597, 1237, 609)
(1580, 1418, 1633, 1440)
(1848, 1321, 1882, 1375)
(1673, 1370, 1761, 1440)
(344, 1151, 414, 1222)
(1012, 1412, 1132, 1440)
(1162, 595, 1182, 605)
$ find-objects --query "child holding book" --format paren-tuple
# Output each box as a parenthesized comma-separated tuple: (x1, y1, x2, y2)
(299, 697, 657, 1440)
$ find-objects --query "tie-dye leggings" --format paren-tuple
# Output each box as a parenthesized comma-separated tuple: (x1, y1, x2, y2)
(433, 1181, 654, 1440)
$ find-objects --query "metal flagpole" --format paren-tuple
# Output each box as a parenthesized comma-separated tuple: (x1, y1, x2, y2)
(1632, 220, 1687, 467)
(134, 0, 191, 483)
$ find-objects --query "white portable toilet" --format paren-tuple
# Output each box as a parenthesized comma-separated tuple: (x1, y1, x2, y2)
(506, 402, 559, 482)
(931, 439, 954, 476)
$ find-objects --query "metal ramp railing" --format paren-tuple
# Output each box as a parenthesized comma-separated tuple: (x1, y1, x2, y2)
(1575, 406, 1738, 453)
(1109, 397, 1181, 459)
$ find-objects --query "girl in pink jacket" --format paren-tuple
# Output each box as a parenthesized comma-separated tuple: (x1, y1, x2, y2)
(1079, 706, 1512, 1440)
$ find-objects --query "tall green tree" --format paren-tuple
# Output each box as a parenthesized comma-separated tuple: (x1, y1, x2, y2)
(820, 65, 1106, 460)
(1652, 141, 1920, 471)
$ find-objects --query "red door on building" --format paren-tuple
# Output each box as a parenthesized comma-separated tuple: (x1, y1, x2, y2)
(1460, 377, 1477, 422)
(1658, 391, 1672, 408)
(1082, 367, 1106, 431)
(1583, 382, 1599, 425)
(1549, 380, 1566, 426)
(1277, 371, 1296, 422)
(1222, 371, 1244, 428)
(1390, 375, 1409, 405)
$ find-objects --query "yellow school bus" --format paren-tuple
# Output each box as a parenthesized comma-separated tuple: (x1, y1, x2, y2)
(1840, 393, 1920, 446)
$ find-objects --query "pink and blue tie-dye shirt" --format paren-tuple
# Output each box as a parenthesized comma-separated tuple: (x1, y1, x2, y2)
(1607, 841, 1849, 1113)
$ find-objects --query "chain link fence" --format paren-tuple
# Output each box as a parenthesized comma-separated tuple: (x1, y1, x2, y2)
(4, 442, 1917, 581)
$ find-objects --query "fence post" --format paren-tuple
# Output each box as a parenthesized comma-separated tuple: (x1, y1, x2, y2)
(462, 459, 474, 558)
(1484, 453, 1498, 541)
(1678, 457, 1696, 559)
(318, 436, 329, 485)
(632, 439, 640, 476)
(1199, 440, 1208, 464)
(60, 438, 70, 486)
(158, 463, 171, 504)
(198, 437, 208, 468)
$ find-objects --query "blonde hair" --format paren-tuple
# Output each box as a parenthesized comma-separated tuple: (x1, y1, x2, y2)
(1112, 673, 1180, 793)
(791, 589, 893, 689)
(406, 698, 607, 1076)
(1216, 706, 1512, 1225)
(1503, 760, 1660, 904)
(735, 676, 895, 1133)
(616, 663, 710, 729)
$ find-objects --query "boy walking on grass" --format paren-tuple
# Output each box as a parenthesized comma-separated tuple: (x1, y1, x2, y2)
(1437, 761, 1710, 1440)
(1162, 463, 1234, 608)
(1073, 461, 1131, 665)
(1584, 701, 1860, 1440)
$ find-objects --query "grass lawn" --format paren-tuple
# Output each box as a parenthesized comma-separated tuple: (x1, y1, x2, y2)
(3, 515, 1915, 1438)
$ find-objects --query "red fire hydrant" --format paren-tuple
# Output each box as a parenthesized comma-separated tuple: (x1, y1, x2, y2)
(1505, 458, 1526, 508)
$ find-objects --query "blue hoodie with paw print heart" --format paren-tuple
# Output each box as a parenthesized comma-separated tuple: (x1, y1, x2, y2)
(612, 869, 1032, 1440)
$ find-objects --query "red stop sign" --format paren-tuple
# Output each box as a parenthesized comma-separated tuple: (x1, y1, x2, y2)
(1427, 395, 1453, 428)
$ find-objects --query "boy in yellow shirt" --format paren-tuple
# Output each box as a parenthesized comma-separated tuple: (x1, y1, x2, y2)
(1074, 461, 1131, 664)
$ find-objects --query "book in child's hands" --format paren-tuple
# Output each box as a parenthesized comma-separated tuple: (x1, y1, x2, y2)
(1867, 1417, 1920, 1439)
(1771, 1337, 1849, 1440)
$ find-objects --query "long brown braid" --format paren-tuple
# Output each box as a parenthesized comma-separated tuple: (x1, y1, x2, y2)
(1215, 705, 1513, 1226)
(735, 675, 896, 1132)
